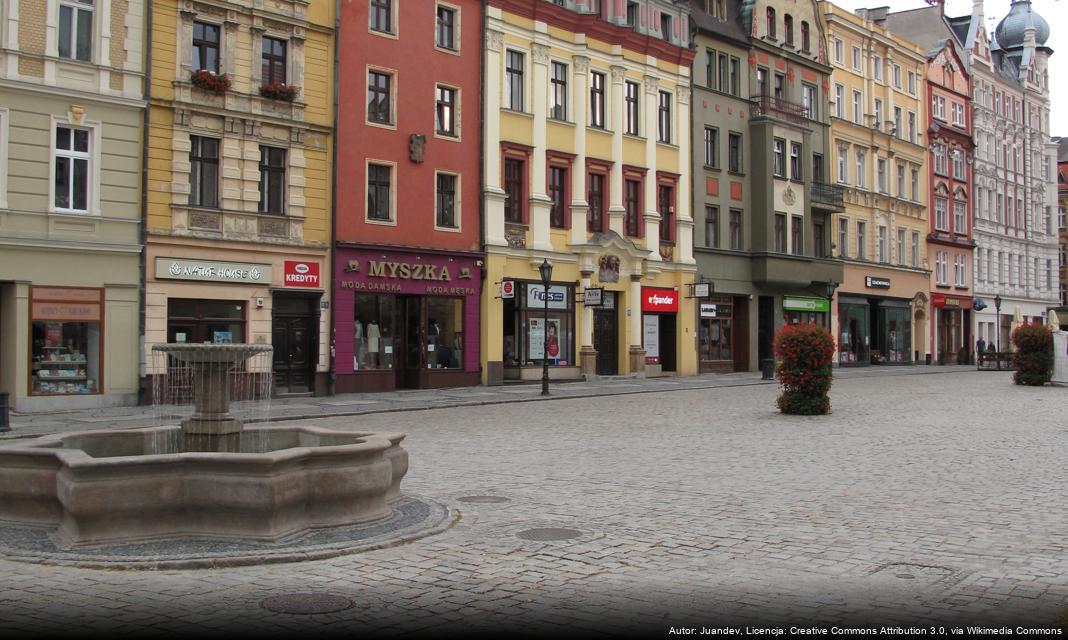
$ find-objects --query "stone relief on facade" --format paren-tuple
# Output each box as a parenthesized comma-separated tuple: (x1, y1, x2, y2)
(598, 255, 621, 283)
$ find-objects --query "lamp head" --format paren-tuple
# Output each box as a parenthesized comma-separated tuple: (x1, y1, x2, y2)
(538, 258, 553, 285)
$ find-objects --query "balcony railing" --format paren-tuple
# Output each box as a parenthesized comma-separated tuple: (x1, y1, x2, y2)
(810, 182, 844, 211)
(750, 94, 810, 124)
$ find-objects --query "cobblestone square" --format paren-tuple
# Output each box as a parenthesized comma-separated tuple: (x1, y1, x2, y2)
(1, 369, 1066, 636)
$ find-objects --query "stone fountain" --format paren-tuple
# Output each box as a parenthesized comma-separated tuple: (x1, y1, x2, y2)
(0, 344, 409, 550)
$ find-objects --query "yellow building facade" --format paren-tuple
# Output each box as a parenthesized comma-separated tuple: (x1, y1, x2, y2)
(823, 3, 931, 366)
(481, 1, 697, 383)
(145, 0, 334, 396)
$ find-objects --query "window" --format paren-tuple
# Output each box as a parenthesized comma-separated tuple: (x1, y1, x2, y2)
(935, 251, 948, 285)
(876, 158, 887, 193)
(370, 0, 393, 34)
(262, 37, 287, 85)
(766, 7, 776, 40)
(774, 73, 784, 100)
(718, 53, 728, 93)
(192, 21, 220, 73)
(728, 133, 742, 173)
(435, 85, 456, 136)
(1060, 206, 1066, 229)
(188, 136, 219, 208)
(934, 197, 948, 231)
(704, 127, 719, 168)
(874, 98, 882, 130)
(624, 179, 641, 236)
(834, 84, 844, 118)
(729, 210, 742, 250)
(951, 102, 965, 127)
(790, 142, 801, 180)
(627, 1, 639, 26)
(801, 21, 810, 53)
(30, 289, 104, 396)
(784, 14, 794, 46)
(852, 46, 861, 71)
(932, 95, 946, 120)
(590, 71, 605, 128)
(550, 61, 568, 120)
(908, 112, 916, 143)
(774, 213, 786, 252)
(436, 5, 457, 50)
(756, 67, 767, 95)
(436, 173, 457, 228)
(908, 70, 916, 94)
(802, 83, 816, 119)
(812, 154, 824, 183)
(368, 70, 392, 124)
(813, 219, 825, 257)
(698, 295, 734, 363)
(773, 139, 786, 178)
(367, 162, 391, 221)
(852, 90, 862, 124)
(504, 157, 524, 223)
(893, 64, 901, 88)
(833, 38, 843, 64)
(1047, 259, 1054, 290)
(587, 172, 605, 233)
(258, 146, 286, 214)
(705, 50, 715, 88)
(624, 81, 640, 135)
(951, 150, 964, 179)
(657, 91, 672, 143)
(933, 144, 947, 175)
(911, 231, 919, 268)
(953, 201, 966, 234)
(729, 57, 740, 96)
(856, 221, 866, 259)
(896, 163, 905, 198)
(59, 0, 94, 62)
(838, 217, 848, 257)
(873, 55, 883, 81)
(893, 107, 902, 137)
(53, 125, 90, 212)
(954, 253, 967, 287)
(837, 144, 848, 184)
(910, 168, 918, 200)
(897, 228, 905, 265)
(855, 148, 866, 188)
(791, 216, 803, 255)
(877, 226, 887, 262)
(660, 13, 672, 41)
(506, 51, 532, 113)
(549, 165, 567, 228)
(166, 298, 246, 349)
(658, 184, 675, 242)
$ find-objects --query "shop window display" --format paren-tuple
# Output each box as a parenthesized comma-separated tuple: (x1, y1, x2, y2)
(32, 321, 101, 395)
(167, 299, 246, 344)
(503, 282, 575, 367)
(354, 294, 396, 370)
(698, 296, 733, 362)
(838, 303, 870, 364)
(874, 305, 911, 363)
(426, 297, 462, 369)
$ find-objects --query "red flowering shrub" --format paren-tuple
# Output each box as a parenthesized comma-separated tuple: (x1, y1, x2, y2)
(1011, 323, 1053, 386)
(773, 323, 836, 415)
(259, 82, 300, 102)
(190, 69, 231, 94)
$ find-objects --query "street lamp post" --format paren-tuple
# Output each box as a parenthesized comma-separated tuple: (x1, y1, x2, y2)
(994, 294, 1002, 371)
(824, 280, 840, 328)
(539, 259, 553, 396)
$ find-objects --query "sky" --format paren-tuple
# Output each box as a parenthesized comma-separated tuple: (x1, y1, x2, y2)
(829, 0, 1068, 137)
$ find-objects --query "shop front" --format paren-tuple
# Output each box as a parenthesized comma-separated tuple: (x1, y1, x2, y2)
(836, 269, 929, 366)
(783, 296, 831, 327)
(931, 292, 972, 364)
(696, 294, 751, 373)
(333, 246, 482, 392)
(642, 287, 679, 375)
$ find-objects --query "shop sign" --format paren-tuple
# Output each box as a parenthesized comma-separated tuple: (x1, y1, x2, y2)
(643, 315, 660, 364)
(692, 282, 712, 298)
(31, 302, 101, 321)
(31, 287, 102, 303)
(284, 261, 321, 288)
(583, 288, 604, 307)
(527, 285, 569, 310)
(156, 258, 272, 284)
(700, 303, 719, 318)
(865, 276, 891, 289)
(501, 280, 515, 299)
(344, 258, 472, 282)
(783, 296, 829, 313)
(338, 251, 481, 297)
(641, 287, 679, 313)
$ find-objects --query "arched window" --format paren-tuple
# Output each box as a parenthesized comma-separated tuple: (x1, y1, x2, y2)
(801, 21, 810, 52)
(784, 14, 794, 46)
(766, 7, 776, 40)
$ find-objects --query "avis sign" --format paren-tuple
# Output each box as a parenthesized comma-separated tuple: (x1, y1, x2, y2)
(284, 261, 321, 288)
(641, 287, 679, 313)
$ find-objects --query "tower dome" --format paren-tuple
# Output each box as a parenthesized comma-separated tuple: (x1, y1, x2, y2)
(994, 0, 1050, 50)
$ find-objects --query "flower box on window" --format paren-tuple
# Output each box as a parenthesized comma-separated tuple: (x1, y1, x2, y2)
(259, 82, 301, 102)
(190, 69, 232, 94)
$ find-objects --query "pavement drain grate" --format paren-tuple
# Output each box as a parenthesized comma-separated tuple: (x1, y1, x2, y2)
(870, 563, 966, 586)
(261, 593, 353, 615)
(457, 495, 511, 504)
(516, 527, 583, 541)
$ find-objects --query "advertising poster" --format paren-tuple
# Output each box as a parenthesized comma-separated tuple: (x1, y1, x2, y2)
(643, 315, 660, 364)
(528, 318, 562, 362)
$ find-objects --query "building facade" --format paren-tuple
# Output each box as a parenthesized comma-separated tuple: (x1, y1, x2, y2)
(332, 0, 483, 393)
(1059, 138, 1068, 309)
(143, 0, 334, 397)
(481, 0, 697, 384)
(0, 0, 144, 410)
(825, 3, 931, 367)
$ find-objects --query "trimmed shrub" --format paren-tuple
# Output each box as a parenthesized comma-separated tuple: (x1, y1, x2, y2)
(773, 323, 836, 415)
(1011, 323, 1054, 386)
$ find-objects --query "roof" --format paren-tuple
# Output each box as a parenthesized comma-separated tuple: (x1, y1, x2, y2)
(1057, 137, 1068, 163)
(878, 5, 950, 52)
(687, 0, 750, 46)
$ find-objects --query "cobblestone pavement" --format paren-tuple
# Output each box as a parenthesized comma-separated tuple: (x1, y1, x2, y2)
(2, 369, 1067, 636)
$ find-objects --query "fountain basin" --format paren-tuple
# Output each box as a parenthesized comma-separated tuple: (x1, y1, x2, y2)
(0, 425, 408, 549)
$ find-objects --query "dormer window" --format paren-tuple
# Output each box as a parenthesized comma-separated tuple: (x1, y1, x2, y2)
(784, 14, 794, 46)
(766, 8, 776, 40)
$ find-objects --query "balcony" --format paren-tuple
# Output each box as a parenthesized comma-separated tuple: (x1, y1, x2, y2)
(750, 94, 809, 125)
(810, 182, 844, 212)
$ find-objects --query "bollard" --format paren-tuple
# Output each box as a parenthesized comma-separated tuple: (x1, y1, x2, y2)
(761, 358, 775, 380)
(0, 392, 9, 432)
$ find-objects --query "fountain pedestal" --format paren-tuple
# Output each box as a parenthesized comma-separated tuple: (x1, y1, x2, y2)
(181, 358, 243, 452)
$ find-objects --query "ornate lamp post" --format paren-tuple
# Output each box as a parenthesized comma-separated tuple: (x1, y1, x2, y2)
(994, 294, 1003, 371)
(539, 259, 553, 396)
(824, 280, 840, 329)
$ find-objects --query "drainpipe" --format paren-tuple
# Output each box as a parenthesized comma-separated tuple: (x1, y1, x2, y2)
(327, 0, 341, 397)
(137, 0, 153, 405)
(478, 0, 487, 379)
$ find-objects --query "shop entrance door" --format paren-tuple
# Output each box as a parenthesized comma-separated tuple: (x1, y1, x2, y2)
(658, 314, 677, 372)
(593, 308, 618, 375)
(396, 296, 424, 389)
(271, 296, 317, 395)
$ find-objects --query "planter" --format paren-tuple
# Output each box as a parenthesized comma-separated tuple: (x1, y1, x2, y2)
(190, 69, 231, 94)
(260, 82, 300, 102)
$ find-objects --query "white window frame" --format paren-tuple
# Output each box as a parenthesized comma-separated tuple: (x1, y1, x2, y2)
(369, 0, 398, 38)
(932, 95, 946, 121)
(838, 216, 849, 258)
(49, 115, 101, 215)
(852, 90, 862, 124)
(896, 228, 905, 266)
(57, 0, 96, 63)
(954, 253, 966, 287)
(953, 200, 966, 234)
(877, 225, 887, 263)
(435, 82, 461, 141)
(934, 197, 948, 231)
(365, 159, 398, 225)
(0, 107, 8, 209)
(896, 162, 905, 198)
(893, 64, 901, 88)
(434, 2, 461, 54)
(911, 231, 919, 268)
(877, 157, 887, 193)
(856, 220, 866, 259)
(834, 83, 844, 118)
(434, 170, 462, 232)
(837, 144, 848, 184)
(936, 251, 948, 285)
(366, 65, 398, 129)
(872, 55, 883, 81)
(907, 70, 916, 94)
(855, 148, 866, 188)
(833, 38, 843, 64)
(951, 149, 964, 179)
(852, 45, 861, 72)
(550, 60, 570, 122)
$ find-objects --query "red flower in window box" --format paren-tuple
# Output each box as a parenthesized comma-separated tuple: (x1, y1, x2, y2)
(190, 69, 231, 94)
(259, 82, 301, 102)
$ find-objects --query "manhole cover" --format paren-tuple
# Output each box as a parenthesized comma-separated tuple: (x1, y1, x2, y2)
(261, 593, 353, 615)
(457, 495, 510, 504)
(516, 527, 582, 541)
(871, 563, 965, 586)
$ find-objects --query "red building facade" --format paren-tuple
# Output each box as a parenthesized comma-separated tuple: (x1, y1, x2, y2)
(334, 0, 483, 392)
(924, 40, 975, 364)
